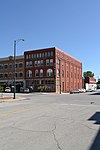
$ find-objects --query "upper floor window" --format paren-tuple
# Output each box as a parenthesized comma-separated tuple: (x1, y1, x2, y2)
(48, 52, 50, 57)
(51, 51, 54, 57)
(4, 73, 8, 78)
(46, 59, 49, 66)
(41, 60, 43, 66)
(19, 72, 23, 77)
(57, 69, 60, 77)
(46, 69, 53, 77)
(29, 54, 32, 59)
(33, 54, 36, 58)
(4, 64, 8, 69)
(45, 52, 47, 57)
(57, 59, 60, 65)
(26, 70, 32, 78)
(40, 69, 43, 77)
(35, 69, 39, 77)
(15, 73, 18, 78)
(0, 73, 3, 78)
(41, 53, 44, 58)
(50, 59, 53, 65)
(15, 64, 18, 68)
(19, 63, 23, 68)
(0, 64, 3, 69)
(62, 70, 64, 77)
(71, 72, 73, 78)
(9, 73, 12, 78)
(26, 61, 32, 67)
(26, 55, 28, 59)
(62, 61, 64, 66)
(38, 60, 40, 66)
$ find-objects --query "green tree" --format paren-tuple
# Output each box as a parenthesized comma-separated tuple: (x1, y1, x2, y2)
(83, 71, 94, 78)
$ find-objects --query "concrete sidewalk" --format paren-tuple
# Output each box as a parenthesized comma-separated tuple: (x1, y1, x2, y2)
(0, 94, 25, 102)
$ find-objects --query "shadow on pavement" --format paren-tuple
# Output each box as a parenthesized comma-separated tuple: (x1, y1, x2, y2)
(89, 92, 100, 95)
(88, 112, 100, 150)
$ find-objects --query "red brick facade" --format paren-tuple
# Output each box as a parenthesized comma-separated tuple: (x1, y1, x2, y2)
(24, 47, 82, 93)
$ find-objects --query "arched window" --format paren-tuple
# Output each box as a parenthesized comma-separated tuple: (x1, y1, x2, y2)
(26, 70, 32, 78)
(35, 69, 39, 77)
(46, 69, 53, 77)
(40, 69, 43, 77)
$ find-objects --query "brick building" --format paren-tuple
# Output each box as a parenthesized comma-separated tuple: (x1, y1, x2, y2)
(0, 55, 24, 91)
(24, 47, 82, 93)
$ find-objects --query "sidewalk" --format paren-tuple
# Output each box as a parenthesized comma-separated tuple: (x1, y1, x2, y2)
(0, 93, 25, 102)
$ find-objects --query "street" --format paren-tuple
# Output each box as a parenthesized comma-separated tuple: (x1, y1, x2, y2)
(0, 92, 100, 150)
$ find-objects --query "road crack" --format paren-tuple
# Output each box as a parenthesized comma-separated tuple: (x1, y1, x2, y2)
(52, 123, 62, 150)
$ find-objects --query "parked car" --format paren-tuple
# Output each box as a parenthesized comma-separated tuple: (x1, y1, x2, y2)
(24, 88, 29, 93)
(79, 88, 86, 93)
(20, 87, 29, 93)
(5, 87, 11, 92)
(70, 90, 80, 94)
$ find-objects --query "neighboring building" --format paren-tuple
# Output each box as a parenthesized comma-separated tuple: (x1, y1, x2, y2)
(84, 77, 97, 91)
(24, 47, 82, 93)
(0, 55, 24, 91)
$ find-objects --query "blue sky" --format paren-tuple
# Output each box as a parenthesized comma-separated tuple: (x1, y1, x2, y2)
(0, 0, 100, 78)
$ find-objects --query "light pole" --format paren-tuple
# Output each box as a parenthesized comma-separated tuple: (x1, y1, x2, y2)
(13, 39, 24, 99)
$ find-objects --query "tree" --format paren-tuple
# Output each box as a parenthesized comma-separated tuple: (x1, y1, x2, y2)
(83, 71, 94, 78)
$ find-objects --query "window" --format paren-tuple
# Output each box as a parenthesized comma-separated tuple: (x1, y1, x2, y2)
(0, 64, 3, 69)
(62, 61, 64, 66)
(15, 64, 18, 68)
(62, 70, 64, 77)
(40, 53, 42, 58)
(38, 60, 40, 66)
(9, 73, 12, 78)
(48, 52, 50, 57)
(41, 60, 43, 66)
(29, 54, 32, 59)
(45, 52, 47, 57)
(46, 69, 53, 77)
(35, 69, 39, 77)
(40, 69, 43, 77)
(26, 55, 28, 59)
(4, 73, 8, 78)
(0, 74, 3, 78)
(26, 70, 32, 78)
(37, 53, 39, 58)
(57, 59, 60, 65)
(41, 53, 44, 58)
(51, 51, 54, 56)
(26, 61, 32, 67)
(57, 69, 60, 77)
(34, 61, 38, 66)
(46, 59, 49, 66)
(19, 63, 23, 68)
(50, 59, 53, 65)
(30, 61, 32, 67)
(4, 64, 8, 69)
(71, 72, 73, 78)
(75, 73, 76, 78)
(19, 72, 23, 77)
(15, 73, 18, 78)
(67, 71, 69, 77)
(34, 54, 36, 58)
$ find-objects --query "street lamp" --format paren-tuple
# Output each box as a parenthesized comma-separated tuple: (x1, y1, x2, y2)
(13, 39, 24, 99)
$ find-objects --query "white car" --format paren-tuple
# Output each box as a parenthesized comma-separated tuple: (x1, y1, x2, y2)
(5, 87, 11, 92)
(79, 88, 86, 93)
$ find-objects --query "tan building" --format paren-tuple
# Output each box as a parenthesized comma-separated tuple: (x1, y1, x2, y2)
(0, 55, 24, 92)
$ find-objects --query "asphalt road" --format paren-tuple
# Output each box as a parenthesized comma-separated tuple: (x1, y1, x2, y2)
(0, 92, 100, 150)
